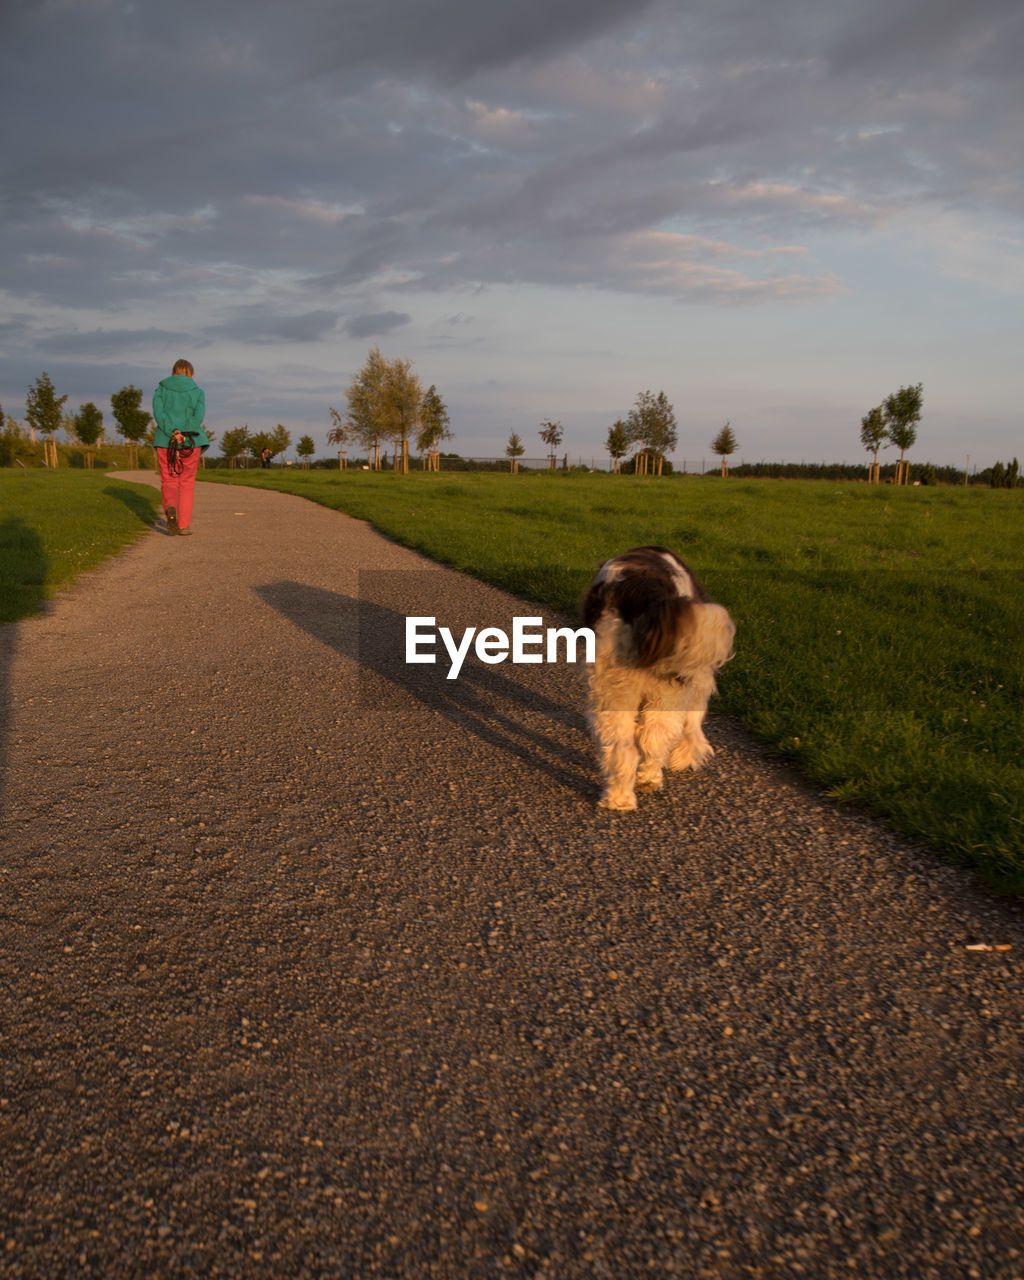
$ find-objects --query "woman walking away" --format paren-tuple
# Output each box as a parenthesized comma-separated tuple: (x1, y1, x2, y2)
(152, 359, 209, 536)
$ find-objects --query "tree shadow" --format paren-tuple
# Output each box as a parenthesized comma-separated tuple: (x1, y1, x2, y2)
(103, 483, 160, 525)
(0, 519, 49, 811)
(0, 518, 49, 625)
(254, 579, 596, 799)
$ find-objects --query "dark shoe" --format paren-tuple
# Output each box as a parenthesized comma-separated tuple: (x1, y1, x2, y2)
(166, 506, 178, 535)
(178, 527, 193, 536)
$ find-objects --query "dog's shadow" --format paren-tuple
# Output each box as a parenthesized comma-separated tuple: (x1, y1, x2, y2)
(254, 580, 595, 798)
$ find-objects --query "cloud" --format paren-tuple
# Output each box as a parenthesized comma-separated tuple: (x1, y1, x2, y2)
(345, 311, 413, 339)
(35, 327, 192, 357)
(217, 309, 341, 344)
(292, 0, 662, 82)
(826, 0, 1022, 76)
(617, 231, 843, 301)
(1, 0, 1021, 462)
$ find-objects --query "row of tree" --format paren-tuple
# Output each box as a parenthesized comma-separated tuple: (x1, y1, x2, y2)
(13, 372, 154, 469)
(327, 347, 452, 472)
(988, 458, 1021, 488)
(586, 391, 738, 477)
(10, 369, 1005, 489)
(218, 424, 320, 467)
(11, 372, 320, 471)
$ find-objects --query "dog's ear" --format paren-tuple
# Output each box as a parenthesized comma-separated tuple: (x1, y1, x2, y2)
(686, 602, 735, 671)
(631, 596, 693, 667)
(635, 599, 734, 671)
(581, 581, 608, 628)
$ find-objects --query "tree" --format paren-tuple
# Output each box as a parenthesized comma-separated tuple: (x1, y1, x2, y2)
(505, 431, 525, 473)
(539, 419, 563, 470)
(249, 424, 291, 464)
(860, 405, 886, 483)
(1, 414, 28, 467)
(711, 422, 738, 477)
(417, 384, 452, 472)
(248, 429, 270, 462)
(0, 405, 26, 467)
(345, 346, 391, 470)
(110, 384, 151, 468)
(26, 372, 67, 467)
(383, 357, 422, 474)
(220, 426, 251, 468)
(605, 420, 629, 474)
(297, 435, 316, 468)
(72, 402, 103, 468)
(343, 347, 435, 472)
(625, 390, 677, 476)
(989, 457, 1020, 489)
(272, 424, 291, 457)
(883, 383, 922, 486)
(327, 406, 352, 469)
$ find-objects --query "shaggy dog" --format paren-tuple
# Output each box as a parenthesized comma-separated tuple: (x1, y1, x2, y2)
(582, 546, 735, 810)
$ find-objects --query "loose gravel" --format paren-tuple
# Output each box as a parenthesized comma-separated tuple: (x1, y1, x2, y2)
(1, 472, 1020, 1279)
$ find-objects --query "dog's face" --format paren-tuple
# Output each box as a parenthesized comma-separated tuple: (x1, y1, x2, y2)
(583, 546, 734, 675)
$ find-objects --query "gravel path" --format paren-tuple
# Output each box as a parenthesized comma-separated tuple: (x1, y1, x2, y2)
(1, 472, 1021, 1279)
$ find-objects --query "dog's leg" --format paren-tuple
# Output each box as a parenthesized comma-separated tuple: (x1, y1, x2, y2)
(667, 711, 714, 771)
(590, 707, 641, 810)
(667, 671, 717, 773)
(636, 682, 688, 792)
(588, 666, 641, 809)
(588, 638, 643, 810)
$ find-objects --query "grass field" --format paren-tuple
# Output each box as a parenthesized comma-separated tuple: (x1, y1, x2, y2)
(202, 469, 1024, 892)
(0, 469, 159, 622)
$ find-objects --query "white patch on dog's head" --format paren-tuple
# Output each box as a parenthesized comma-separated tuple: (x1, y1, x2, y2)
(596, 548, 697, 600)
(593, 558, 623, 585)
(659, 551, 695, 600)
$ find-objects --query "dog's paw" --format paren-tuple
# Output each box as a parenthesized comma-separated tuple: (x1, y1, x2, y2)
(635, 772, 663, 793)
(669, 740, 714, 772)
(598, 790, 637, 811)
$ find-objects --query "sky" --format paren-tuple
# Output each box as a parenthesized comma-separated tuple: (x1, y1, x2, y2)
(2, 0, 1022, 468)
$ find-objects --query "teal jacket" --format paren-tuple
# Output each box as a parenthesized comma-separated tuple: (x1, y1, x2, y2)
(152, 374, 209, 450)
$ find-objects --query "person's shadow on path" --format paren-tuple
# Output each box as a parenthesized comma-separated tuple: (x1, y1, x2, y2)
(103, 483, 160, 526)
(254, 580, 596, 800)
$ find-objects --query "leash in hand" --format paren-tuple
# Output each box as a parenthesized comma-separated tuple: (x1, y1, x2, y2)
(167, 430, 198, 475)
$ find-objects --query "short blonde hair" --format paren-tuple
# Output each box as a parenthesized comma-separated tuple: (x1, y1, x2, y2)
(173, 359, 194, 377)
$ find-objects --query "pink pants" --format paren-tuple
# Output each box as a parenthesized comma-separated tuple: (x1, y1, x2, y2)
(156, 447, 202, 530)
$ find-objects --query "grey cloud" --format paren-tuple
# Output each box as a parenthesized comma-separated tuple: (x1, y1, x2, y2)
(0, 315, 36, 344)
(1, 0, 1022, 453)
(34, 327, 191, 358)
(217, 310, 341, 344)
(399, 225, 844, 305)
(345, 311, 413, 339)
(278, 0, 662, 83)
(826, 0, 1023, 75)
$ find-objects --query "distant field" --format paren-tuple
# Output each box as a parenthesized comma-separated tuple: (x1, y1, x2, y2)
(203, 469, 1024, 892)
(0, 469, 158, 622)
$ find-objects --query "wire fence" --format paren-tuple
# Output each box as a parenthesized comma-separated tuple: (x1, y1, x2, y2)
(420, 456, 720, 474)
(200, 451, 983, 485)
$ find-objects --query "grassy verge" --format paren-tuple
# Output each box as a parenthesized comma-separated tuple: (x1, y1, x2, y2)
(0, 469, 159, 623)
(203, 469, 1024, 892)
(2, 442, 158, 471)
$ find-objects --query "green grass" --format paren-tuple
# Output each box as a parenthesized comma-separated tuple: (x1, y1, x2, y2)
(203, 469, 1024, 892)
(0, 469, 159, 622)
